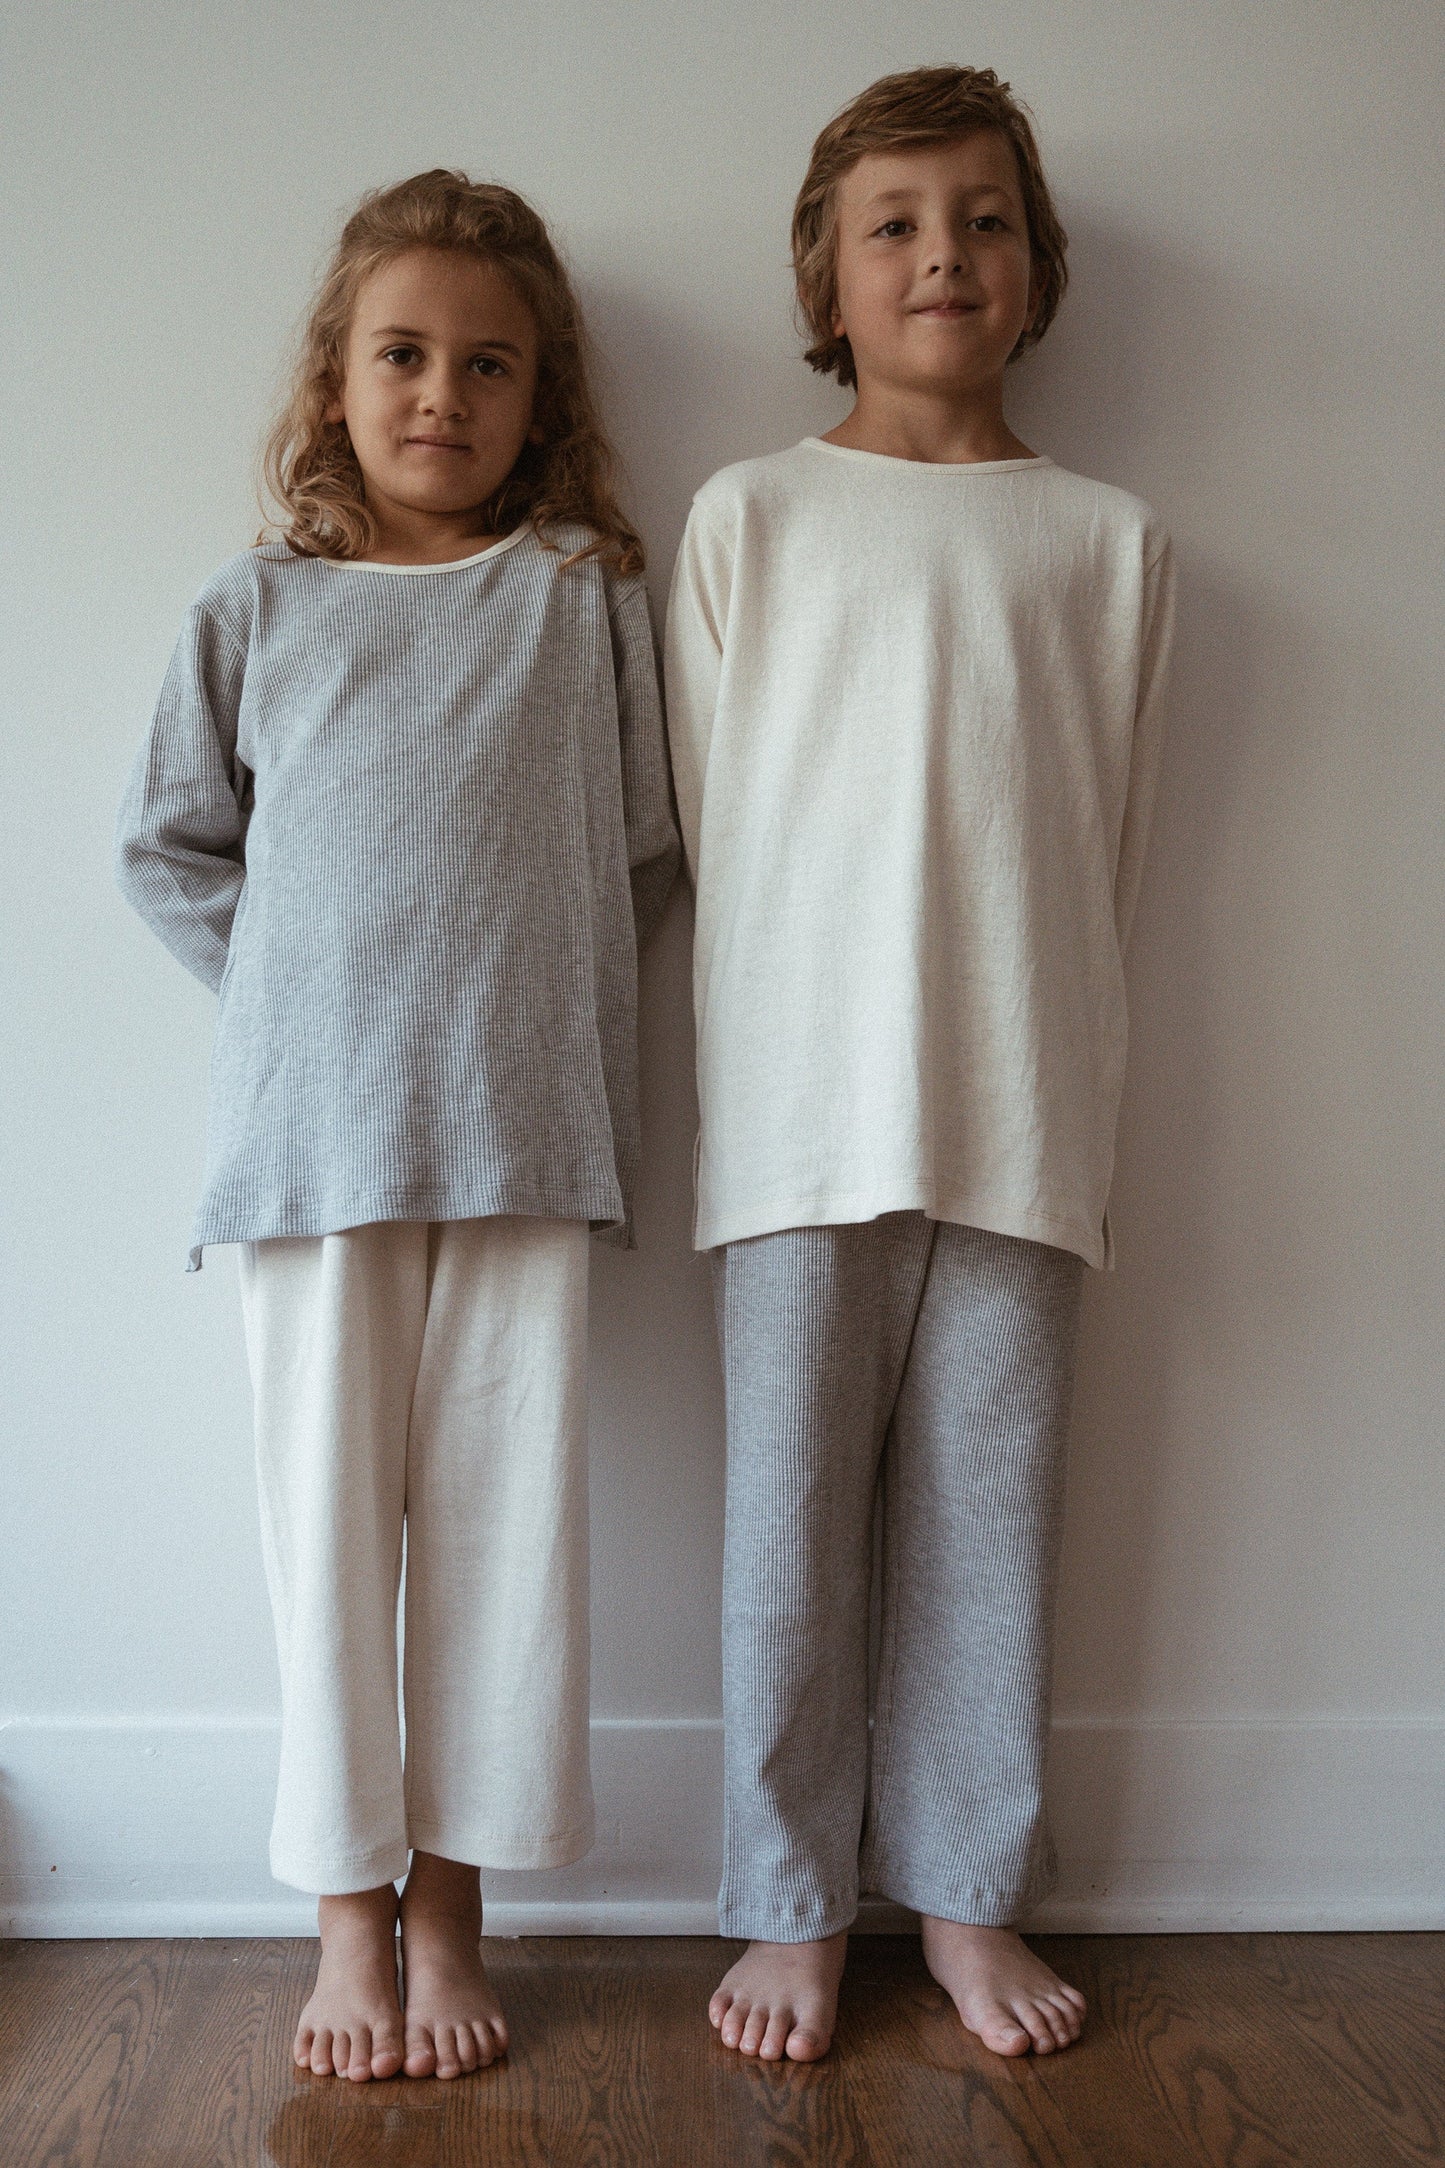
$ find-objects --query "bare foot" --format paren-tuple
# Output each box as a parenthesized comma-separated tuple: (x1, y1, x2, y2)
(709, 1933, 848, 2062)
(294, 1884, 404, 2081)
(921, 1918, 1086, 2056)
(398, 1851, 509, 2078)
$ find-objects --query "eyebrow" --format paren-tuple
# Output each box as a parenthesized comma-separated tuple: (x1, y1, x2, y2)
(858, 182, 1015, 211)
(370, 324, 525, 356)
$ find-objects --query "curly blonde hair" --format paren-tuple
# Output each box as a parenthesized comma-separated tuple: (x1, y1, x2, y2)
(261, 169, 642, 571)
(792, 66, 1069, 390)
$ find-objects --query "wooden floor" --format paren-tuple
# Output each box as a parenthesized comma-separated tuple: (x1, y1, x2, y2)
(0, 1933, 1441, 2166)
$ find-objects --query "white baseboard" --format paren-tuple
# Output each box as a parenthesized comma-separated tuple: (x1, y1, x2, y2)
(3, 1713, 1441, 1938)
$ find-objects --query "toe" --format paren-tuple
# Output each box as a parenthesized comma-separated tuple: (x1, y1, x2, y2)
(488, 2016, 510, 2057)
(404, 2028, 438, 2078)
(310, 2027, 335, 2076)
(786, 2024, 828, 2063)
(470, 2021, 499, 2069)
(452, 2024, 480, 2074)
(293, 2026, 314, 2070)
(739, 2003, 771, 2056)
(719, 1996, 749, 2049)
(371, 2031, 404, 2078)
(434, 2025, 463, 2079)
(979, 2007, 1031, 2055)
(1014, 2001, 1056, 2054)
(1043, 1993, 1080, 2046)
(708, 1989, 733, 2030)
(345, 2025, 371, 2082)
(757, 2007, 793, 2061)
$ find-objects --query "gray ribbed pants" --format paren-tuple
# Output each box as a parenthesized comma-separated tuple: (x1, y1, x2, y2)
(713, 1214, 1083, 1940)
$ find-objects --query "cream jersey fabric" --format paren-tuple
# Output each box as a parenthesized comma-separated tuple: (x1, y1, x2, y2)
(663, 437, 1176, 1266)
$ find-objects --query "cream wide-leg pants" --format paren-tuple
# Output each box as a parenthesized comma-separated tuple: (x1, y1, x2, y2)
(237, 1215, 594, 1895)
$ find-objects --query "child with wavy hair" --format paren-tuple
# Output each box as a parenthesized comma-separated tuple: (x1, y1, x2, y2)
(117, 170, 678, 2081)
(668, 67, 1174, 2062)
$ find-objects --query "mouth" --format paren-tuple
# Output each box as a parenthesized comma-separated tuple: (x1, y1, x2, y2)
(404, 435, 472, 452)
(910, 301, 981, 319)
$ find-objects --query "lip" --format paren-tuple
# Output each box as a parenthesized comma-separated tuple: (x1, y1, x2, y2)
(404, 435, 472, 452)
(910, 301, 981, 318)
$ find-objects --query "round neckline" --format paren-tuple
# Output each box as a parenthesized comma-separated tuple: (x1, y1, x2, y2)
(321, 526, 528, 575)
(801, 436, 1051, 476)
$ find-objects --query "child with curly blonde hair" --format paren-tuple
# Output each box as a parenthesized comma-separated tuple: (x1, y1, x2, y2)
(117, 170, 678, 2082)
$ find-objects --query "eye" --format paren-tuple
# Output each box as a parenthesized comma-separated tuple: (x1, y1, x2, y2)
(380, 345, 421, 366)
(970, 215, 1007, 233)
(873, 218, 912, 239)
(469, 355, 508, 377)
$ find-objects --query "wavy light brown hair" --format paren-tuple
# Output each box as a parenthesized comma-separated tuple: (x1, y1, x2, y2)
(261, 169, 642, 570)
(792, 67, 1068, 390)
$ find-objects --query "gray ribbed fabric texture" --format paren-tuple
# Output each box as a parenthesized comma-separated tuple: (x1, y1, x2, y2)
(712, 1213, 1083, 1940)
(116, 528, 679, 1267)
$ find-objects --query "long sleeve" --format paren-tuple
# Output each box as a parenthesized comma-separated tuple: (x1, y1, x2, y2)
(663, 503, 733, 885)
(1113, 536, 1177, 955)
(609, 578, 680, 948)
(115, 603, 250, 991)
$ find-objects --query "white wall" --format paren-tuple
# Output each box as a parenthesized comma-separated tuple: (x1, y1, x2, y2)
(3, 0, 1442, 1934)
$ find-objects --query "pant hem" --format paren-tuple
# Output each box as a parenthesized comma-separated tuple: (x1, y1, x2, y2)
(718, 1905, 858, 1942)
(271, 1842, 411, 1896)
(863, 1876, 1046, 1928)
(409, 1816, 596, 1872)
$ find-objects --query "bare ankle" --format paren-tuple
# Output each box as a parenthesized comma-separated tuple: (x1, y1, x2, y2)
(401, 1850, 481, 1922)
(317, 1884, 398, 1941)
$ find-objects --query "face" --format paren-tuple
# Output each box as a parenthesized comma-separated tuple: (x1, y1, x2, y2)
(829, 133, 1036, 400)
(329, 247, 540, 527)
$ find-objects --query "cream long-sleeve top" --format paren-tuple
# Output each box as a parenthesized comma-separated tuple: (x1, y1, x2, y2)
(663, 437, 1175, 1266)
(117, 525, 679, 1267)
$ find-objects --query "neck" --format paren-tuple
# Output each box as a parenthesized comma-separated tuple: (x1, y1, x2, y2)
(821, 377, 1034, 465)
(363, 498, 508, 566)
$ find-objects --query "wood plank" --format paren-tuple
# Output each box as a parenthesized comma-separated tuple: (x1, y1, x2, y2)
(102, 1938, 336, 2168)
(1021, 1936, 1220, 2168)
(1059, 1934, 1313, 2166)
(1068, 1933, 1440, 2168)
(1, 1931, 1441, 2167)
(838, 1935, 1098, 2167)
(0, 1939, 186, 2168)
(1228, 1933, 1445, 2165)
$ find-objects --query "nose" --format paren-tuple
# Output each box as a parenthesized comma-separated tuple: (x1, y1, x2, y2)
(418, 365, 469, 420)
(925, 238, 966, 277)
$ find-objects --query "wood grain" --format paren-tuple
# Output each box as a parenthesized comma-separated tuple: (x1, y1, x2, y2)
(0, 1932, 1440, 2167)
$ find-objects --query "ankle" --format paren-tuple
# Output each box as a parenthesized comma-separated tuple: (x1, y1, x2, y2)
(400, 1850, 482, 1930)
(316, 1883, 399, 1945)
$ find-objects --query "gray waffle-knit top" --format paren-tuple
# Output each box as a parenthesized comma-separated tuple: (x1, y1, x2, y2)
(116, 525, 680, 1267)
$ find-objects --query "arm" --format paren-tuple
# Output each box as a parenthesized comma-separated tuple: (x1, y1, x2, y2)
(662, 502, 733, 887)
(1113, 537, 1178, 955)
(115, 602, 250, 992)
(609, 579, 681, 949)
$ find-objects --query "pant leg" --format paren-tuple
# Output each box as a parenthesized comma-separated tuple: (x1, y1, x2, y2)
(238, 1222, 428, 1895)
(714, 1215, 932, 1941)
(401, 1215, 594, 1870)
(861, 1223, 1084, 1924)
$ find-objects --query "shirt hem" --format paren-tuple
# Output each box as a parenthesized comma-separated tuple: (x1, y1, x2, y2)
(187, 1180, 626, 1271)
(694, 1182, 1108, 1270)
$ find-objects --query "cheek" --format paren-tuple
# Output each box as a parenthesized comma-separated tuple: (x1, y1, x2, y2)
(832, 254, 889, 339)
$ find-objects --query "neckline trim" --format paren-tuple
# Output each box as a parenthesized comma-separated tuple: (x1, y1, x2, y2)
(319, 527, 528, 575)
(801, 437, 1051, 475)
